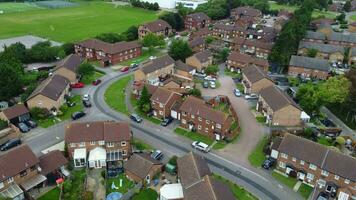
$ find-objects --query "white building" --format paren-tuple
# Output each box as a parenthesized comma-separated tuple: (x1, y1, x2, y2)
(176, 0, 208, 9)
(160, 183, 184, 200)
(143, 0, 207, 9)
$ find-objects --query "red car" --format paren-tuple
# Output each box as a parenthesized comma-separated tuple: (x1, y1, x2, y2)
(92, 79, 102, 86)
(120, 66, 130, 72)
(70, 82, 85, 88)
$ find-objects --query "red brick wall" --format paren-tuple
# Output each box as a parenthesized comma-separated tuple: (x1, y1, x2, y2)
(288, 65, 329, 80)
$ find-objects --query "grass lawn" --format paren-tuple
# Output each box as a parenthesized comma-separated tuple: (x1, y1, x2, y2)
(132, 188, 158, 200)
(255, 115, 266, 124)
(81, 71, 105, 85)
(317, 136, 334, 146)
(0, 2, 43, 13)
(131, 96, 161, 124)
(132, 138, 152, 151)
(224, 69, 242, 79)
(248, 136, 268, 167)
(106, 173, 135, 195)
(236, 83, 244, 92)
(213, 174, 258, 200)
(104, 75, 132, 115)
(37, 187, 60, 200)
(272, 171, 298, 189)
(298, 184, 314, 199)
(351, 14, 356, 21)
(0, 2, 157, 42)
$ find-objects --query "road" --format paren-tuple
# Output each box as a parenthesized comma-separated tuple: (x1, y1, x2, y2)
(23, 70, 303, 200)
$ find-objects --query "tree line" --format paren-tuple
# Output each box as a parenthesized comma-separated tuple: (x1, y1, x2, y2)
(130, 0, 159, 11)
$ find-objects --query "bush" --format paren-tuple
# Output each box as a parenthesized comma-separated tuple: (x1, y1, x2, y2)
(59, 105, 69, 114)
(0, 120, 8, 130)
(101, 170, 106, 179)
(77, 63, 95, 77)
(30, 107, 50, 120)
(205, 65, 219, 75)
(83, 191, 94, 200)
(336, 136, 346, 146)
(168, 156, 177, 166)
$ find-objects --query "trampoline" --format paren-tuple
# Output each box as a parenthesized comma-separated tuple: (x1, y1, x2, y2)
(106, 192, 123, 200)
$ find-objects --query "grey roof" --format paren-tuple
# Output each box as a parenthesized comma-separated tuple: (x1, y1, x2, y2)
(141, 55, 175, 74)
(260, 86, 301, 111)
(175, 60, 195, 72)
(289, 55, 330, 72)
(329, 32, 356, 43)
(305, 31, 326, 40)
(193, 50, 212, 63)
(27, 75, 70, 101)
(57, 54, 82, 72)
(124, 153, 161, 179)
(189, 37, 205, 48)
(298, 41, 345, 54)
(242, 65, 271, 83)
(351, 47, 356, 56)
(278, 134, 356, 181)
(187, 12, 210, 22)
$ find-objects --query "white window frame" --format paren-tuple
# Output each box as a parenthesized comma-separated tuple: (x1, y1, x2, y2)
(198, 117, 202, 121)
(198, 125, 202, 130)
(182, 119, 186, 124)
(70, 143, 76, 148)
(107, 142, 114, 147)
(345, 179, 350, 184)
(300, 160, 305, 165)
(334, 175, 339, 180)
(292, 157, 296, 162)
(159, 103, 163, 108)
(205, 128, 209, 133)
(309, 164, 317, 170)
(122, 150, 127, 156)
(206, 120, 210, 124)
(216, 123, 221, 129)
(321, 170, 329, 177)
(191, 115, 195, 119)
(90, 141, 96, 146)
(307, 173, 314, 180)
(159, 110, 163, 115)
(7, 177, 13, 184)
(279, 161, 286, 169)
(98, 141, 105, 145)
(281, 153, 288, 159)
(79, 142, 85, 147)
(0, 182, 3, 189)
(121, 141, 127, 147)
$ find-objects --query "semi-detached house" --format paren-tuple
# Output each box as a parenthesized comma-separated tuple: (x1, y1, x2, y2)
(241, 64, 274, 94)
(138, 19, 173, 39)
(150, 87, 182, 119)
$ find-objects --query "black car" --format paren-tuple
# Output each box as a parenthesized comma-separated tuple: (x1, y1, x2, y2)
(130, 114, 142, 123)
(25, 120, 37, 128)
(202, 81, 209, 88)
(18, 122, 30, 133)
(72, 111, 86, 120)
(161, 117, 173, 126)
(316, 192, 329, 200)
(83, 100, 92, 108)
(0, 138, 21, 151)
(262, 158, 275, 170)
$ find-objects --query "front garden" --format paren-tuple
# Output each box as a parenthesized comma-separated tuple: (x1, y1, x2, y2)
(272, 171, 313, 199)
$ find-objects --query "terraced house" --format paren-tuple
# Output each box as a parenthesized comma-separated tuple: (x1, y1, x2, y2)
(74, 39, 142, 66)
(227, 51, 269, 72)
(184, 12, 211, 30)
(138, 19, 173, 39)
(297, 41, 345, 63)
(53, 54, 82, 83)
(185, 50, 213, 73)
(65, 121, 132, 169)
(271, 134, 356, 200)
(288, 55, 330, 80)
(232, 38, 273, 59)
(241, 65, 274, 94)
(212, 23, 246, 40)
(231, 6, 262, 21)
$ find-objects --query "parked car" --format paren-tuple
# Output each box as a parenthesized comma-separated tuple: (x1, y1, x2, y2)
(0, 138, 21, 151)
(204, 76, 216, 82)
(71, 111, 86, 120)
(70, 82, 85, 89)
(203, 81, 209, 88)
(261, 158, 275, 170)
(244, 94, 258, 100)
(83, 94, 90, 101)
(194, 72, 206, 79)
(24, 120, 37, 129)
(151, 150, 163, 160)
(321, 118, 336, 127)
(316, 192, 329, 200)
(130, 114, 142, 123)
(234, 89, 242, 97)
(130, 63, 139, 69)
(192, 141, 209, 152)
(147, 110, 154, 117)
(67, 101, 76, 107)
(120, 66, 130, 72)
(83, 100, 92, 108)
(149, 56, 157, 60)
(210, 81, 216, 89)
(161, 117, 173, 126)
(18, 122, 30, 133)
(92, 79, 102, 86)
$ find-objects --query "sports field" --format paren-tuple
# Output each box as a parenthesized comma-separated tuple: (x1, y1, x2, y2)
(0, 2, 158, 42)
(0, 2, 43, 13)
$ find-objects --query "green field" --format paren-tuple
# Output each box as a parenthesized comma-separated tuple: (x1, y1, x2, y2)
(351, 14, 356, 21)
(0, 2, 158, 42)
(0, 2, 43, 13)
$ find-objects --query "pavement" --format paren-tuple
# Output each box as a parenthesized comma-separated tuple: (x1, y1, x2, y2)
(0, 35, 62, 52)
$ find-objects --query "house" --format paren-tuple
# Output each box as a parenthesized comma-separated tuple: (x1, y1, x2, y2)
(26, 75, 70, 111)
(124, 153, 162, 184)
(227, 51, 269, 72)
(190, 27, 211, 39)
(328, 2, 343, 12)
(0, 104, 30, 125)
(257, 86, 302, 126)
(39, 150, 68, 183)
(174, 60, 196, 79)
(310, 18, 337, 30)
(350, 47, 356, 65)
(0, 145, 46, 200)
(352, 0, 356, 11)
(288, 55, 330, 80)
(53, 54, 82, 83)
(241, 65, 274, 94)
(231, 6, 262, 21)
(138, 19, 173, 39)
(179, 96, 232, 140)
(74, 39, 142, 66)
(134, 55, 175, 85)
(328, 32, 356, 47)
(65, 121, 132, 169)
(132, 82, 158, 99)
(185, 50, 213, 72)
(297, 41, 345, 63)
(302, 31, 326, 44)
(150, 87, 182, 119)
(348, 22, 356, 33)
(177, 152, 235, 200)
(212, 23, 246, 40)
(271, 134, 356, 199)
(232, 38, 273, 59)
(184, 12, 211, 30)
(189, 37, 206, 52)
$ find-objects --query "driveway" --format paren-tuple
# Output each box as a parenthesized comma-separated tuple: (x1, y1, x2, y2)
(199, 71, 269, 167)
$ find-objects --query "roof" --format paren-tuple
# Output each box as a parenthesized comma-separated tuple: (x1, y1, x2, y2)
(242, 65, 271, 83)
(214, 23, 246, 32)
(27, 74, 70, 101)
(259, 85, 301, 111)
(192, 27, 211, 37)
(179, 96, 228, 125)
(228, 51, 269, 67)
(187, 12, 210, 22)
(175, 60, 195, 72)
(278, 134, 356, 181)
(177, 152, 211, 188)
(150, 87, 177, 104)
(189, 37, 205, 48)
(65, 121, 131, 143)
(289, 55, 330, 72)
(142, 19, 172, 32)
(141, 55, 175, 74)
(124, 153, 161, 179)
(192, 50, 212, 63)
(305, 31, 326, 40)
(244, 39, 273, 50)
(77, 39, 141, 55)
(298, 41, 345, 54)
(2, 104, 29, 120)
(57, 54, 82, 72)
(39, 150, 68, 175)
(0, 145, 39, 182)
(232, 6, 262, 18)
(311, 18, 336, 26)
(88, 147, 106, 161)
(329, 32, 356, 43)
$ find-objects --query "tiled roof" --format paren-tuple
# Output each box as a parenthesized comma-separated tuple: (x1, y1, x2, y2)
(329, 32, 356, 43)
(142, 19, 172, 32)
(2, 104, 29, 120)
(242, 65, 271, 83)
(289, 55, 330, 72)
(175, 60, 195, 72)
(57, 54, 82, 72)
(124, 153, 161, 179)
(298, 41, 345, 54)
(187, 12, 210, 22)
(259, 85, 301, 111)
(232, 6, 262, 18)
(141, 55, 175, 74)
(77, 39, 141, 55)
(39, 150, 68, 175)
(304, 31, 326, 40)
(27, 75, 70, 101)
(193, 50, 212, 63)
(189, 37, 205, 48)
(150, 87, 177, 104)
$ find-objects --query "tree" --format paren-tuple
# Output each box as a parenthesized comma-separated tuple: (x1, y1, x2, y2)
(62, 43, 75, 55)
(335, 136, 346, 146)
(1, 42, 27, 63)
(176, 3, 193, 17)
(77, 63, 95, 77)
(142, 33, 165, 47)
(30, 107, 50, 120)
(0, 119, 8, 130)
(0, 57, 24, 101)
(216, 48, 230, 62)
(159, 12, 184, 31)
(253, 0, 270, 14)
(196, 0, 229, 20)
(205, 65, 219, 75)
(137, 86, 151, 113)
(307, 48, 318, 57)
(27, 41, 60, 63)
(319, 76, 350, 104)
(205, 36, 215, 44)
(296, 83, 322, 114)
(188, 88, 202, 97)
(96, 32, 127, 43)
(344, 0, 351, 12)
(168, 39, 193, 61)
(124, 26, 139, 41)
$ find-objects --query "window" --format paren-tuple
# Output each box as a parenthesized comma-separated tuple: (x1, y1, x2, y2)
(182, 119, 186, 124)
(281, 153, 288, 159)
(90, 141, 96, 145)
(292, 157, 296, 162)
(334, 175, 339, 180)
(159, 103, 163, 108)
(123, 150, 127, 156)
(121, 141, 127, 146)
(309, 164, 317, 170)
(307, 173, 314, 180)
(321, 170, 329, 177)
(30, 166, 36, 171)
(216, 124, 221, 129)
(7, 177, 13, 183)
(20, 170, 27, 177)
(345, 179, 350, 184)
(191, 115, 195, 119)
(205, 128, 209, 133)
(279, 161, 286, 168)
(206, 120, 210, 124)
(107, 142, 114, 147)
(300, 160, 305, 165)
(79, 142, 85, 147)
(70, 143, 76, 148)
(99, 141, 105, 145)
(0, 182, 3, 189)
(159, 111, 163, 115)
(182, 112, 187, 116)
(198, 125, 202, 130)
(198, 117, 202, 121)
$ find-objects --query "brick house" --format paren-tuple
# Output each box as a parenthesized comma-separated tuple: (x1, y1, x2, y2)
(328, 32, 356, 47)
(241, 65, 274, 94)
(271, 134, 356, 199)
(288, 55, 330, 80)
(185, 50, 213, 72)
(297, 42, 345, 63)
(150, 87, 182, 119)
(227, 51, 269, 72)
(231, 6, 262, 21)
(174, 60, 196, 79)
(65, 121, 132, 169)
(257, 86, 302, 127)
(190, 27, 211, 39)
(302, 31, 326, 44)
(53, 54, 82, 83)
(232, 38, 273, 59)
(74, 39, 142, 66)
(124, 153, 162, 184)
(189, 37, 206, 53)
(26, 75, 70, 111)
(212, 23, 246, 40)
(134, 55, 175, 85)
(184, 12, 211, 30)
(0, 104, 30, 125)
(138, 19, 173, 39)
(179, 96, 232, 139)
(310, 18, 337, 30)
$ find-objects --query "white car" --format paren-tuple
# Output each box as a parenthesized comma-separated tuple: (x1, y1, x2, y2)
(83, 94, 90, 101)
(192, 141, 209, 152)
(204, 76, 216, 82)
(210, 81, 216, 89)
(149, 56, 157, 60)
(234, 89, 242, 97)
(244, 94, 258, 100)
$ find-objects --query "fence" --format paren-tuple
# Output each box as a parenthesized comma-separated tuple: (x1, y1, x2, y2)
(120, 182, 142, 200)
